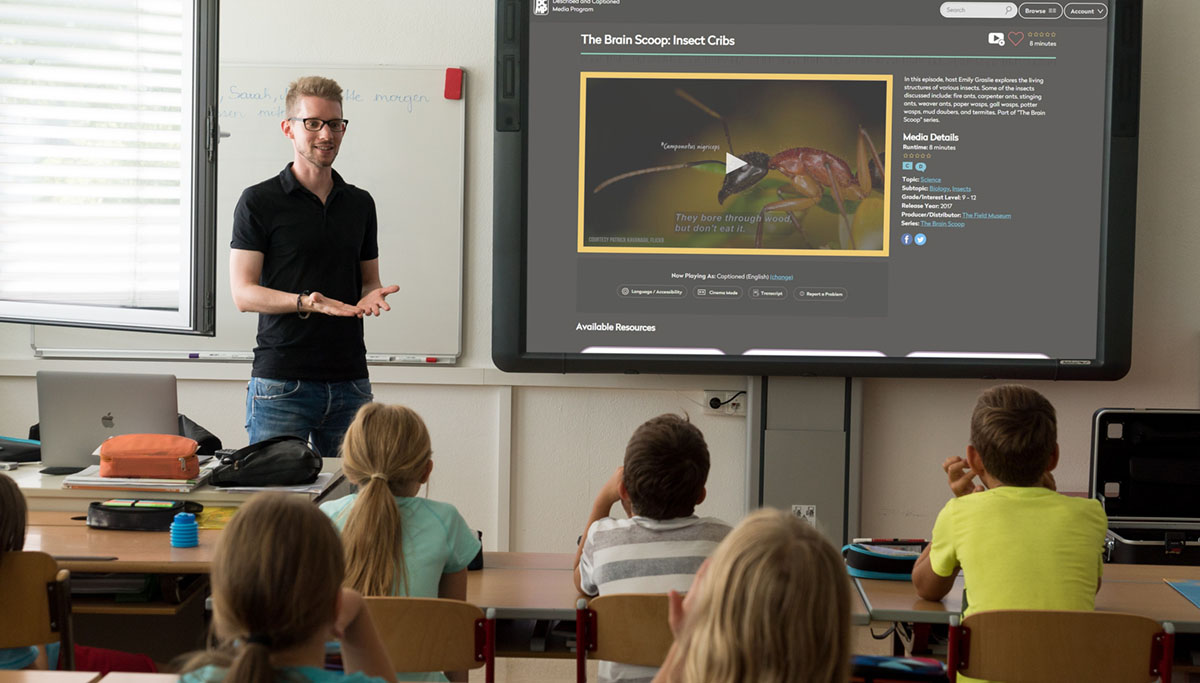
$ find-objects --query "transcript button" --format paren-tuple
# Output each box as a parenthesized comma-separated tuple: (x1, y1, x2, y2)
(618, 284, 685, 298)
(694, 286, 742, 299)
(1065, 2, 1107, 19)
(794, 287, 848, 301)
(749, 286, 787, 299)
(1019, 2, 1063, 19)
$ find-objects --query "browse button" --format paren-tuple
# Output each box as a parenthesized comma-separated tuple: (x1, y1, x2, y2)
(1065, 2, 1107, 19)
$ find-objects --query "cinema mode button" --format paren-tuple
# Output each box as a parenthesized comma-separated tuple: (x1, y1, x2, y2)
(1019, 2, 1062, 19)
(795, 287, 848, 301)
(695, 286, 742, 299)
(749, 286, 787, 299)
(1065, 2, 1107, 19)
(618, 284, 685, 298)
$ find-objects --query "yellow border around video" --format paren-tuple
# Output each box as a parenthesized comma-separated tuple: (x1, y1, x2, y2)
(577, 71, 893, 257)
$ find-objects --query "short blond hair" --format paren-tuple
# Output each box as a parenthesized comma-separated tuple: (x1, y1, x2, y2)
(664, 508, 852, 683)
(340, 402, 434, 596)
(285, 76, 343, 117)
(970, 384, 1057, 486)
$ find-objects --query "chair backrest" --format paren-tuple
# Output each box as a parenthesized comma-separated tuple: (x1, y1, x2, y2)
(579, 593, 673, 672)
(0, 551, 75, 670)
(363, 596, 490, 674)
(948, 609, 1173, 683)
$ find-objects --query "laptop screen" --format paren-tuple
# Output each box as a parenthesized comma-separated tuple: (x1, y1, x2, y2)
(36, 371, 179, 473)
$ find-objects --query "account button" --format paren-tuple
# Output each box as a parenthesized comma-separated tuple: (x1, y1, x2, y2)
(1065, 2, 1107, 19)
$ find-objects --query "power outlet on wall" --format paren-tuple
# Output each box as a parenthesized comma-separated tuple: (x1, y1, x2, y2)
(703, 390, 746, 416)
(791, 504, 817, 527)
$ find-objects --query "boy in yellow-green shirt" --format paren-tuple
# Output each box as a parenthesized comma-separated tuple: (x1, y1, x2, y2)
(912, 384, 1108, 617)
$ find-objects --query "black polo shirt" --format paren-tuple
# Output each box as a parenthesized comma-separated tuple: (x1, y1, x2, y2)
(231, 164, 379, 381)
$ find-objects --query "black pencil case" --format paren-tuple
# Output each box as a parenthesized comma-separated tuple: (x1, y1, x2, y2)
(87, 499, 204, 531)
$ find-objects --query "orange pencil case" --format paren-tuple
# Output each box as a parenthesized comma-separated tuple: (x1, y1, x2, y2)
(98, 434, 200, 479)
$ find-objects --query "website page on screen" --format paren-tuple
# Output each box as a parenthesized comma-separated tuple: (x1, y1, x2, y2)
(524, 0, 1111, 360)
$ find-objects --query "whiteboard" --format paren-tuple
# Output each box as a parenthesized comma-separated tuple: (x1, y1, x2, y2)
(34, 64, 465, 364)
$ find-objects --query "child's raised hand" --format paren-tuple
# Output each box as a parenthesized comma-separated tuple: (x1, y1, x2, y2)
(666, 589, 686, 637)
(598, 466, 629, 515)
(1040, 470, 1057, 491)
(943, 456, 984, 497)
(332, 587, 365, 641)
(667, 558, 708, 637)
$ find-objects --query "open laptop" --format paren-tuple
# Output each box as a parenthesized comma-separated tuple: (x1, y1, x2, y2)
(36, 371, 179, 475)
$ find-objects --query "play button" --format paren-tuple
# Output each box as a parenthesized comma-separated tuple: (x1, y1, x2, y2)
(726, 153, 747, 175)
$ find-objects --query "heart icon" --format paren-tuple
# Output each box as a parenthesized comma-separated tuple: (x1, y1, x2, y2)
(1008, 31, 1025, 45)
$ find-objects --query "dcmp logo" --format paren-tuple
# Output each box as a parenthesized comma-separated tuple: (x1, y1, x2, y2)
(534, 0, 549, 15)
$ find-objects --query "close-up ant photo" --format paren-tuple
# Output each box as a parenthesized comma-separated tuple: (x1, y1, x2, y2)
(581, 75, 890, 254)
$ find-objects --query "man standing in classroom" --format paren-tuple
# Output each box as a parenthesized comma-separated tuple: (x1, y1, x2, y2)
(230, 76, 398, 457)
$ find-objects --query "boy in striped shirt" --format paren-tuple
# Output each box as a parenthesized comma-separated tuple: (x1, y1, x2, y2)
(573, 414, 732, 683)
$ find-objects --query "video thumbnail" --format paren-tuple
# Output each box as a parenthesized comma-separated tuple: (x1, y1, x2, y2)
(579, 73, 891, 255)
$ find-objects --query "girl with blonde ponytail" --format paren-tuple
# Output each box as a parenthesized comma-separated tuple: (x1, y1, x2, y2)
(179, 492, 395, 683)
(321, 403, 479, 601)
(320, 404, 479, 682)
(653, 507, 852, 683)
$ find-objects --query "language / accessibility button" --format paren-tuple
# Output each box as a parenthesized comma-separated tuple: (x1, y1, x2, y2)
(1065, 2, 1107, 19)
(618, 285, 685, 298)
(794, 287, 848, 301)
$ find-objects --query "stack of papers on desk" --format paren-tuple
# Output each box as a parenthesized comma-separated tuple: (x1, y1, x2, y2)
(62, 461, 215, 493)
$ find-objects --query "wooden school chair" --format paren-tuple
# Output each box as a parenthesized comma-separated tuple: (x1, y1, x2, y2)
(946, 609, 1174, 683)
(0, 551, 75, 670)
(575, 594, 673, 683)
(363, 597, 494, 682)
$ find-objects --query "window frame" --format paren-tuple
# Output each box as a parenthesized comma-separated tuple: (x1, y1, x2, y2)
(0, 0, 219, 336)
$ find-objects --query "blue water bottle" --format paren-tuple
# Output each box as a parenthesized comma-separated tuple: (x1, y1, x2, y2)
(170, 512, 199, 548)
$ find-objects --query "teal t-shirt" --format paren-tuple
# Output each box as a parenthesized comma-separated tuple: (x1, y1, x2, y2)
(319, 494, 480, 597)
(0, 646, 37, 670)
(182, 665, 389, 683)
(0, 643, 62, 671)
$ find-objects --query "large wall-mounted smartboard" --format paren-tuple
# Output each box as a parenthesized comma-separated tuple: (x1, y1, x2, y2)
(34, 64, 465, 363)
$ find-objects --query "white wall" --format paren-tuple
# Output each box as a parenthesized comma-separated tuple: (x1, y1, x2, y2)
(1, 0, 1196, 549)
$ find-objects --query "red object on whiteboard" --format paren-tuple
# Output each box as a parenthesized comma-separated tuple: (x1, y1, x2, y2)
(444, 68, 464, 100)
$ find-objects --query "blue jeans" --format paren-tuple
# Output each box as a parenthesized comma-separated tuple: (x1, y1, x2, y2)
(245, 377, 373, 458)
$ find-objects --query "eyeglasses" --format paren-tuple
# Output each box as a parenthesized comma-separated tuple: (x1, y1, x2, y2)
(288, 117, 349, 132)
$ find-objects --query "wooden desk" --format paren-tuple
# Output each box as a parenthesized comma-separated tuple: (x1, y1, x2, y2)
(856, 563, 1200, 632)
(9, 459, 349, 512)
(0, 673, 101, 683)
(472, 552, 871, 626)
(26, 512, 216, 575)
(471, 553, 578, 620)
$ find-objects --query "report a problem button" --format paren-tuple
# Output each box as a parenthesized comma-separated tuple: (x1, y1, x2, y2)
(795, 287, 848, 301)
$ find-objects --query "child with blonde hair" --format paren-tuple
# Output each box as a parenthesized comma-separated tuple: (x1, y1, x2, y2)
(321, 403, 480, 598)
(321, 403, 480, 682)
(179, 492, 395, 683)
(654, 507, 852, 683)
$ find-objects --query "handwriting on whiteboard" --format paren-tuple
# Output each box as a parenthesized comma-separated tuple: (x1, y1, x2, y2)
(219, 84, 430, 119)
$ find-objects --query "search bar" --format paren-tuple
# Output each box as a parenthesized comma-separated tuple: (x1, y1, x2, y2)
(941, 2, 1018, 18)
